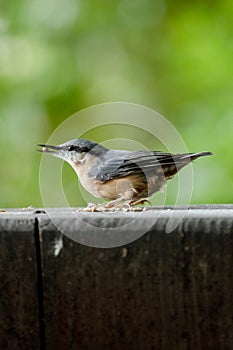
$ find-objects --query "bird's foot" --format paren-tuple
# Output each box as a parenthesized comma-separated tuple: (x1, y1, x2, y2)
(103, 201, 142, 212)
(103, 199, 145, 211)
(129, 198, 152, 207)
(76, 203, 105, 212)
(121, 204, 145, 212)
(76, 202, 126, 212)
(76, 201, 146, 212)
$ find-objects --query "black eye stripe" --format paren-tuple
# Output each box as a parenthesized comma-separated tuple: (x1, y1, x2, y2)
(67, 145, 91, 152)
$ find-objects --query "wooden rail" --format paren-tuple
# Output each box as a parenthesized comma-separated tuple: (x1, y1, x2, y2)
(0, 205, 233, 350)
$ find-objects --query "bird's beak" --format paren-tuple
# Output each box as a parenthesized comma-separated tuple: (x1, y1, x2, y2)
(37, 144, 65, 159)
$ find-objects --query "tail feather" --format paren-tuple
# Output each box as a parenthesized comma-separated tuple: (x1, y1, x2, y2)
(162, 151, 213, 178)
(182, 151, 213, 161)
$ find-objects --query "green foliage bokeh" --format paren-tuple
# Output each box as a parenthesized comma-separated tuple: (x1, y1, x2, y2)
(0, 0, 232, 207)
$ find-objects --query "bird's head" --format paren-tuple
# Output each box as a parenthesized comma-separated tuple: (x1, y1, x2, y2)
(38, 139, 107, 165)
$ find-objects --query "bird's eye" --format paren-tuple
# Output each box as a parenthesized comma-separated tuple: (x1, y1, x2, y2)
(68, 145, 76, 151)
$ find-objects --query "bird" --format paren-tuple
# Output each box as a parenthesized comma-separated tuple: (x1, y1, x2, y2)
(38, 139, 212, 210)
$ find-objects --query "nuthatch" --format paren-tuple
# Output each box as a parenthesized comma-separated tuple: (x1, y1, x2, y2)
(38, 139, 212, 209)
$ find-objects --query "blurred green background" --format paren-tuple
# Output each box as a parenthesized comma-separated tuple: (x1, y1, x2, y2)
(0, 0, 232, 207)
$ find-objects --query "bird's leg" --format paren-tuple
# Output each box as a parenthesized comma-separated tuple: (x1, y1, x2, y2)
(104, 197, 124, 208)
(104, 193, 151, 211)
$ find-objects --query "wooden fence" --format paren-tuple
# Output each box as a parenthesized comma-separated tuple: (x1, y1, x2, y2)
(0, 205, 233, 350)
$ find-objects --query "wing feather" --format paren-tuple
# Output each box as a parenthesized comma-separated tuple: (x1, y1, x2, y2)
(94, 150, 211, 182)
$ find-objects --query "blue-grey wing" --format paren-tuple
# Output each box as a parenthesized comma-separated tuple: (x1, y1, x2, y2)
(94, 150, 200, 182)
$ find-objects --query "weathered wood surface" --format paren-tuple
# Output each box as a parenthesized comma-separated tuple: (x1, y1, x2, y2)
(0, 205, 233, 350)
(0, 214, 40, 350)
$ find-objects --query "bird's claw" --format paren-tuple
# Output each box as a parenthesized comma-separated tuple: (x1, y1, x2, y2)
(129, 198, 152, 206)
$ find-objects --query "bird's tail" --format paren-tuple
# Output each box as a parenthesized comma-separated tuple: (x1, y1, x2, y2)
(161, 151, 213, 179)
(182, 151, 213, 161)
